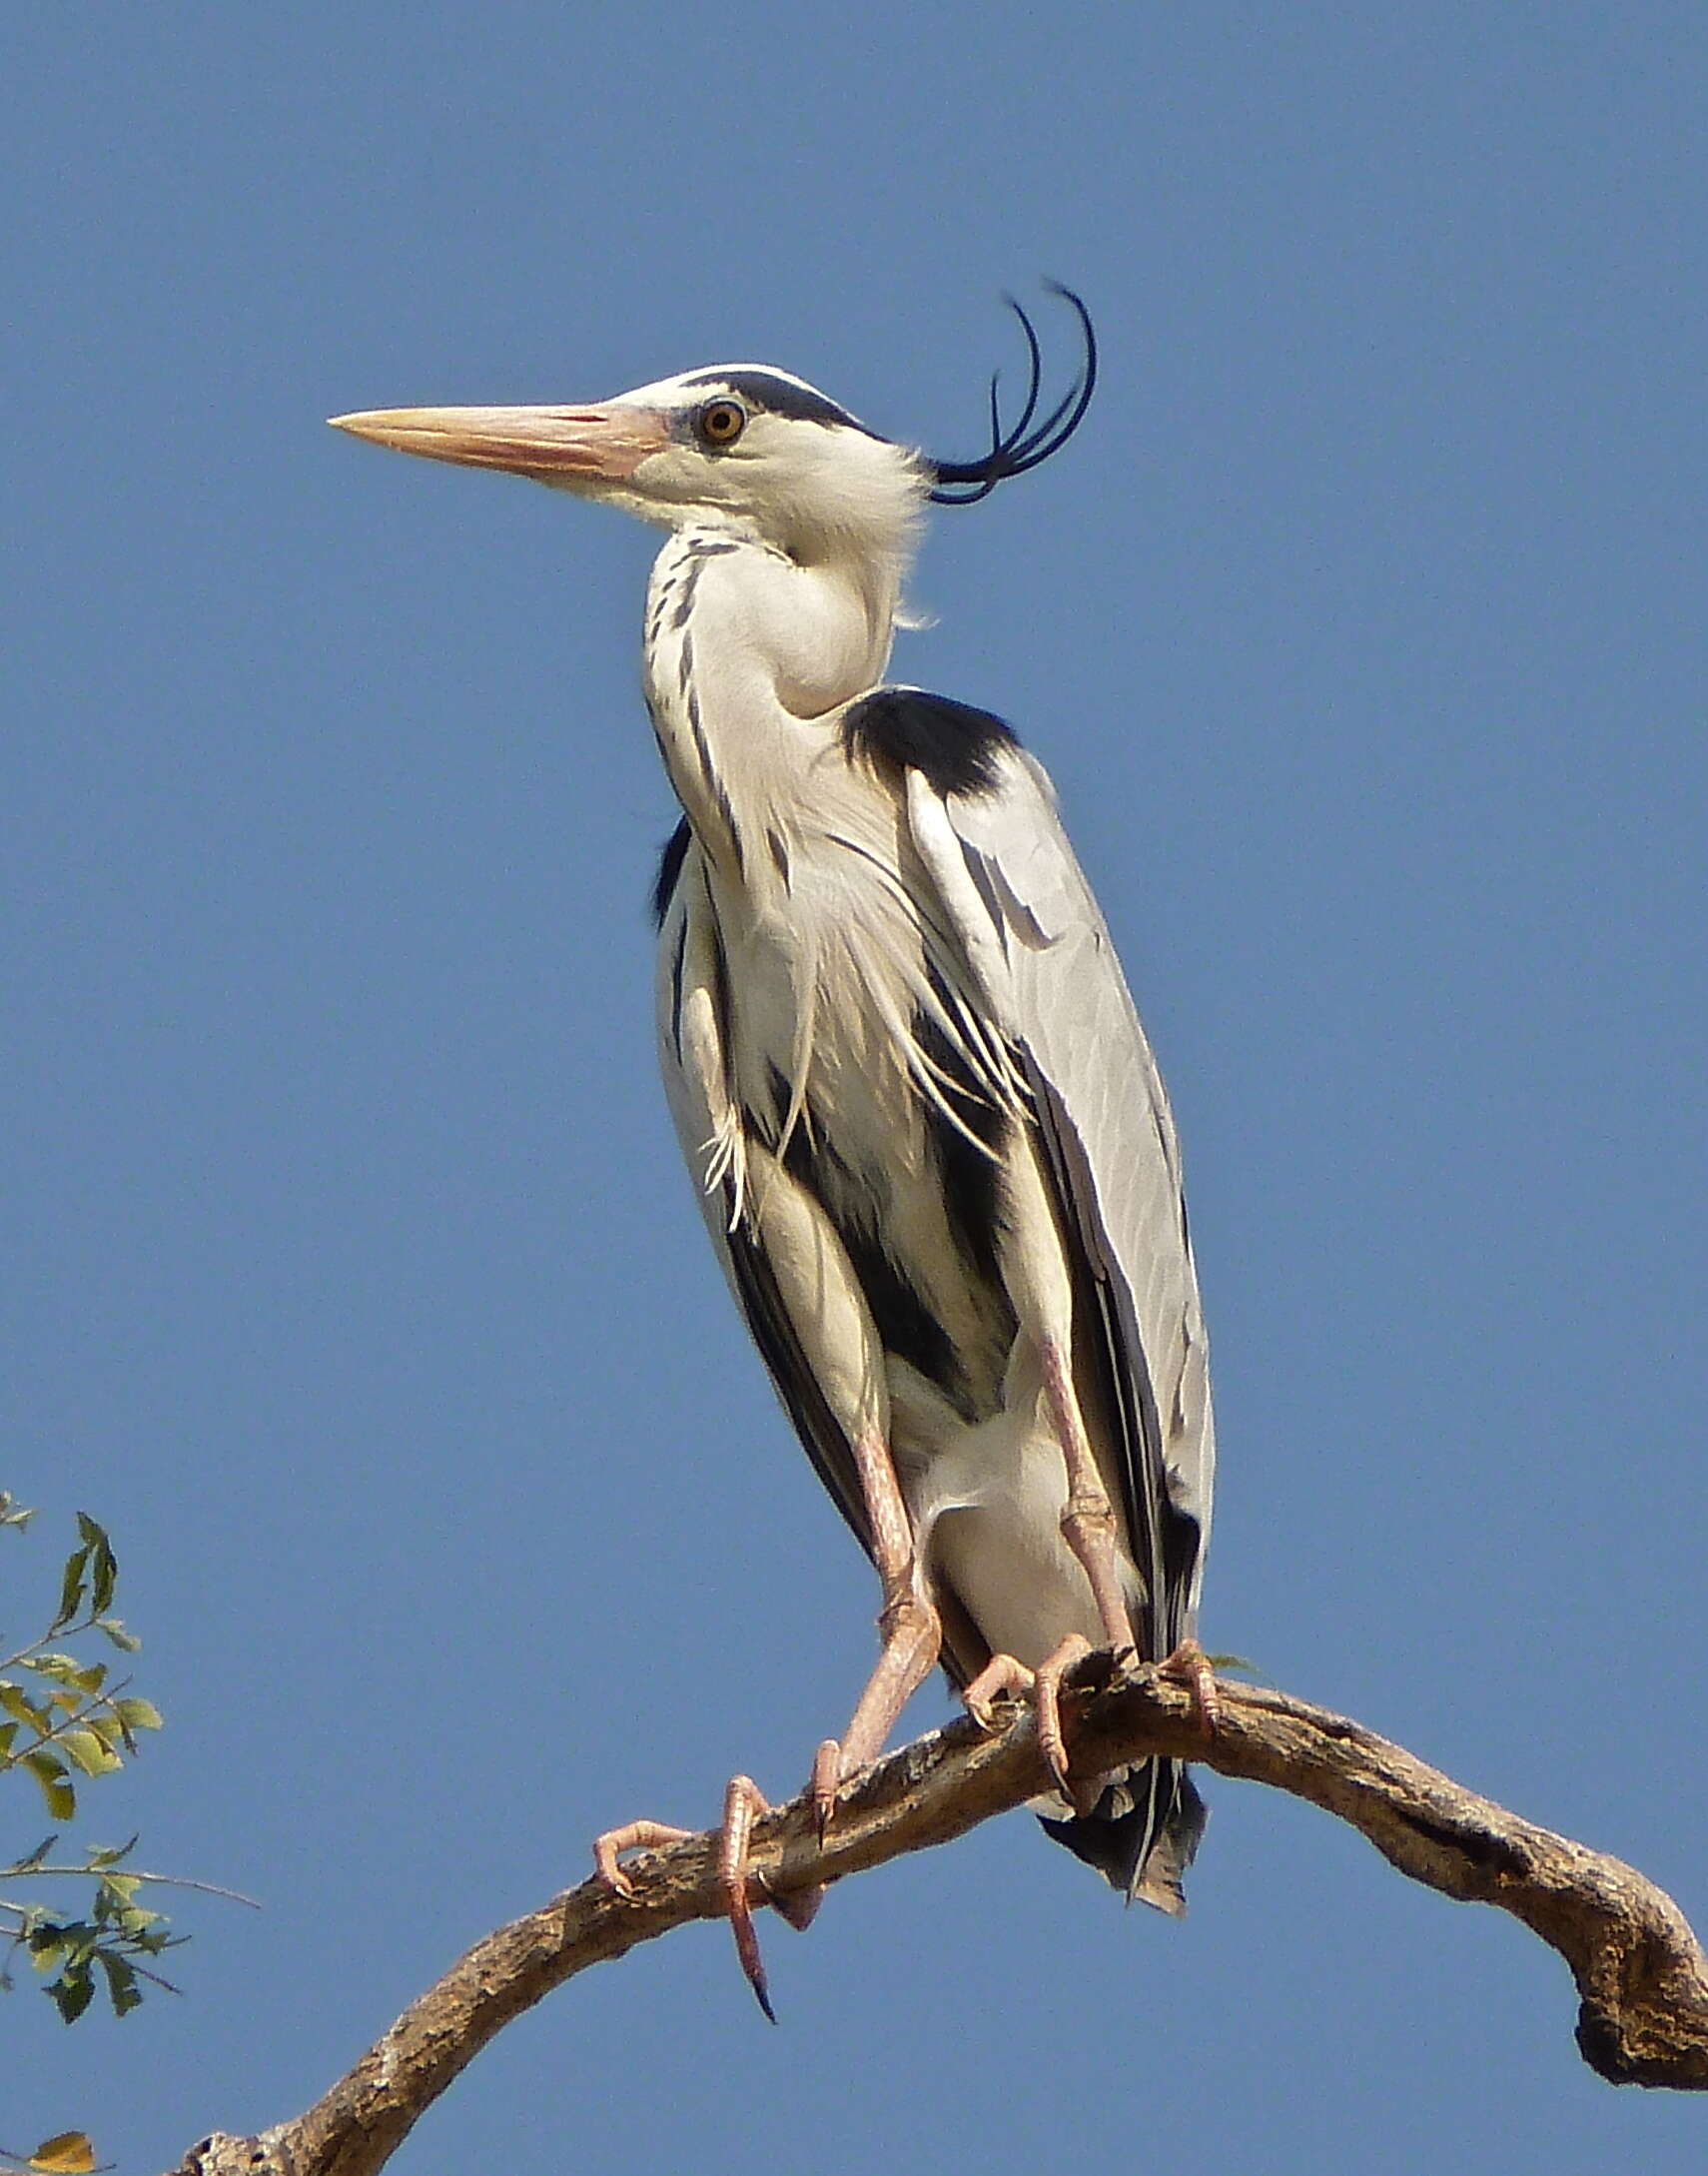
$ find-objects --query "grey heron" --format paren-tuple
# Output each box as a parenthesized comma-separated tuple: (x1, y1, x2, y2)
(333, 291, 1217, 2012)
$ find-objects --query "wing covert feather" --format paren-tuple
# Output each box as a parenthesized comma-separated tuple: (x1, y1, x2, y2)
(906, 747, 1215, 1651)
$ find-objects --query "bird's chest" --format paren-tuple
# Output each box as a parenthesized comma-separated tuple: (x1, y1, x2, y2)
(713, 863, 1018, 1423)
(722, 881, 936, 1192)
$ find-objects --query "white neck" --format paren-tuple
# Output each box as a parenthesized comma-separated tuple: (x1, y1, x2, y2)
(642, 525, 901, 893)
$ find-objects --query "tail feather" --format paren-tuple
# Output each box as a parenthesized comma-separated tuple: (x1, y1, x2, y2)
(1037, 1759, 1208, 1913)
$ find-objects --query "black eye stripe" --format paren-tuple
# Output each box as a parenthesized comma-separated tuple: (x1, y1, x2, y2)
(679, 369, 881, 438)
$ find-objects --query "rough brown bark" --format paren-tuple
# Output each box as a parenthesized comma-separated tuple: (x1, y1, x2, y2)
(164, 1655, 1708, 2176)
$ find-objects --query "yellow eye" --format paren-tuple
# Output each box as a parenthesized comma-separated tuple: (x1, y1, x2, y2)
(697, 398, 746, 448)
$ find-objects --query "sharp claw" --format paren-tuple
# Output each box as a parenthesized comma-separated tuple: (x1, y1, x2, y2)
(1037, 1688, 1073, 1794)
(720, 1775, 778, 2023)
(728, 1878, 776, 2022)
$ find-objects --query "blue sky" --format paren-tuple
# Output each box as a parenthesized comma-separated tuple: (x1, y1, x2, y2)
(6, 6, 1705, 2169)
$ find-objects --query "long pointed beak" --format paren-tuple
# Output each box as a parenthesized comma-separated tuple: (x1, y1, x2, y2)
(328, 403, 669, 485)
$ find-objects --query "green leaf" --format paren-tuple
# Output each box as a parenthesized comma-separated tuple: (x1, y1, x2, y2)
(26, 1923, 65, 1969)
(0, 1491, 36, 1532)
(52, 1547, 90, 1632)
(31, 1654, 93, 1688)
(23, 1751, 76, 1822)
(95, 1619, 140, 1653)
(80, 1524, 118, 1619)
(112, 1696, 162, 1734)
(48, 1962, 95, 2024)
(0, 1682, 45, 1733)
(97, 1950, 142, 2018)
(85, 1835, 138, 1870)
(58, 1730, 122, 1778)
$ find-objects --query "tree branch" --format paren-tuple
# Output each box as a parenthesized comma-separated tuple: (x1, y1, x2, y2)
(165, 1655, 1708, 2176)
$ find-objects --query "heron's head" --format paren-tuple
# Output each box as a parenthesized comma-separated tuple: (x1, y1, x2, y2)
(330, 365, 929, 568)
(332, 289, 1095, 577)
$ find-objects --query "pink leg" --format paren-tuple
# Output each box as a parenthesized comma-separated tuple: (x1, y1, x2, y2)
(719, 1424, 941, 2015)
(1042, 1341, 1138, 1654)
(813, 1425, 943, 1815)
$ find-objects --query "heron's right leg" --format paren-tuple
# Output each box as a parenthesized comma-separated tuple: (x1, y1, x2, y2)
(693, 1406, 944, 2023)
(595, 1147, 937, 2018)
(809, 1421, 942, 1835)
(719, 1145, 940, 1838)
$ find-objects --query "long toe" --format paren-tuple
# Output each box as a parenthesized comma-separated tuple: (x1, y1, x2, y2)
(592, 1816, 696, 1897)
(961, 1652, 1035, 1733)
(718, 1774, 779, 2022)
(1031, 1633, 1093, 1795)
(1159, 1636, 1222, 1739)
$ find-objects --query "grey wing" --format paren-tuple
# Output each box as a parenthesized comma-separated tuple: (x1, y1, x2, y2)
(652, 826, 871, 1557)
(904, 753, 1215, 1662)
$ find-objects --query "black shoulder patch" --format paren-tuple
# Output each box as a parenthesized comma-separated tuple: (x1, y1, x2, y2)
(650, 816, 691, 927)
(840, 687, 1020, 797)
(680, 368, 878, 437)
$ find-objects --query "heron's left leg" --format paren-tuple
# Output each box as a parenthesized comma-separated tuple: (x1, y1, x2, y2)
(1000, 1138, 1137, 1663)
(1039, 1336, 1139, 1654)
(1038, 1236, 1223, 1737)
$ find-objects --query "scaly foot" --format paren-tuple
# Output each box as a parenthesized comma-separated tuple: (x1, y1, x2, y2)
(592, 1816, 695, 1896)
(1158, 1635, 1221, 1738)
(593, 1782, 812, 2022)
(962, 1635, 1096, 1798)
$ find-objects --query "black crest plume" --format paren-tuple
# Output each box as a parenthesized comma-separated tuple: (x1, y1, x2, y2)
(927, 284, 1098, 506)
